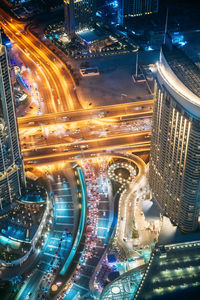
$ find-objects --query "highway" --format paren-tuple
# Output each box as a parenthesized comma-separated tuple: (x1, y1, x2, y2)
(23, 131, 151, 165)
(0, 8, 81, 113)
(10, 43, 52, 117)
(17, 101, 153, 128)
(19, 114, 151, 146)
(0, 9, 153, 171)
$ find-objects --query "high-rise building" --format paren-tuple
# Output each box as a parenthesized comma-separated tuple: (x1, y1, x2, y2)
(64, 0, 96, 33)
(0, 38, 26, 210)
(64, 0, 75, 35)
(120, 0, 159, 24)
(150, 35, 200, 232)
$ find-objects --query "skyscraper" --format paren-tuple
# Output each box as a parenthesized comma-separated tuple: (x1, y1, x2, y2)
(64, 0, 96, 33)
(64, 0, 75, 36)
(0, 38, 26, 210)
(150, 35, 200, 232)
(120, 0, 159, 24)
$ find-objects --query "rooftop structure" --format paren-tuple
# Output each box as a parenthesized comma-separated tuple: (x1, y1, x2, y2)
(135, 241, 200, 299)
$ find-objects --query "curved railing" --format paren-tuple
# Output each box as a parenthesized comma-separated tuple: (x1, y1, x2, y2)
(59, 167, 87, 275)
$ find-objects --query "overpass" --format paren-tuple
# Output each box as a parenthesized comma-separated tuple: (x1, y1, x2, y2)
(23, 131, 151, 165)
(18, 101, 153, 129)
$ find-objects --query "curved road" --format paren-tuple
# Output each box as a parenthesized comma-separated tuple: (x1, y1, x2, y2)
(0, 8, 81, 113)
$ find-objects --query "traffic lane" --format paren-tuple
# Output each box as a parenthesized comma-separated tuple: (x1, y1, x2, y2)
(17, 269, 44, 300)
(0, 8, 80, 111)
(22, 131, 151, 158)
(12, 45, 53, 115)
(0, 15, 73, 112)
(65, 162, 111, 298)
(21, 140, 149, 159)
(20, 129, 150, 153)
(2, 24, 58, 113)
(26, 26, 80, 110)
(17, 103, 153, 127)
(19, 117, 152, 149)
(18, 109, 152, 129)
(23, 145, 151, 165)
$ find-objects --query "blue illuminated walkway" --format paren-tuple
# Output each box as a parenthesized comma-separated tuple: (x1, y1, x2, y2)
(60, 167, 87, 275)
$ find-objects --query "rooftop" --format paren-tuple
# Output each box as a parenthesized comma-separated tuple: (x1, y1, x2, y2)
(135, 241, 200, 300)
(77, 29, 108, 43)
(162, 43, 200, 99)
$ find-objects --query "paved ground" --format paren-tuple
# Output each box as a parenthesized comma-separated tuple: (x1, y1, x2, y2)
(73, 51, 158, 108)
(73, 29, 200, 108)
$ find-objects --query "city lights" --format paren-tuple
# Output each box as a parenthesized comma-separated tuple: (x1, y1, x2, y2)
(0, 1, 200, 300)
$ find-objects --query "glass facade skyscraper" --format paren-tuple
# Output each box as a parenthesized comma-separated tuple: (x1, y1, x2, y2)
(150, 36, 200, 232)
(120, 0, 158, 24)
(64, 0, 75, 35)
(64, 0, 96, 33)
(0, 39, 25, 210)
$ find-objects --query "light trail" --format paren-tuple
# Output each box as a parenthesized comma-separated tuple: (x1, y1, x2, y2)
(13, 44, 55, 114)
(0, 8, 81, 112)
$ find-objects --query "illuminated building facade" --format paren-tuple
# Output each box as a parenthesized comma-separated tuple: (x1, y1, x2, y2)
(0, 39, 26, 209)
(64, 0, 96, 33)
(64, 0, 75, 35)
(120, 0, 158, 23)
(150, 35, 200, 232)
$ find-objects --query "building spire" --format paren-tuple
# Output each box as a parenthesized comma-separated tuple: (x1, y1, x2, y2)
(163, 8, 168, 44)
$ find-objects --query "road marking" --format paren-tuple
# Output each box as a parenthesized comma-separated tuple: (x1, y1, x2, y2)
(80, 273, 91, 279)
(47, 244, 58, 249)
(56, 216, 74, 219)
(56, 208, 73, 211)
(83, 263, 95, 269)
(95, 245, 105, 249)
(74, 283, 89, 292)
(55, 222, 74, 226)
(55, 201, 73, 204)
(97, 217, 109, 221)
(97, 226, 109, 230)
(98, 201, 109, 203)
(54, 188, 71, 191)
(97, 235, 106, 239)
(43, 252, 56, 258)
